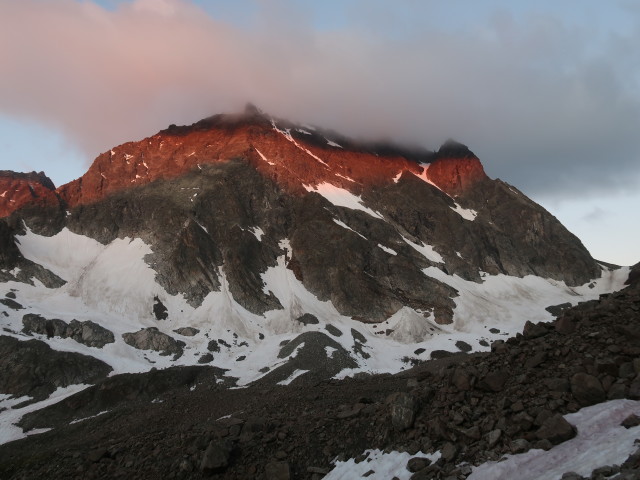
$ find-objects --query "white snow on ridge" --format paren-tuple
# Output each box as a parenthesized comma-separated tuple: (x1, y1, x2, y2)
(304, 182, 384, 219)
(377, 244, 397, 255)
(0, 384, 90, 445)
(249, 227, 264, 241)
(333, 219, 367, 240)
(402, 235, 444, 263)
(69, 410, 109, 425)
(451, 202, 477, 221)
(334, 173, 356, 183)
(469, 399, 640, 480)
(271, 120, 329, 166)
(255, 148, 275, 166)
(411, 163, 445, 193)
(277, 369, 309, 385)
(326, 139, 343, 148)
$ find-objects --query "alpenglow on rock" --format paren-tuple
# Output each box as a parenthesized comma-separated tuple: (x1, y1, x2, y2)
(0, 106, 624, 386)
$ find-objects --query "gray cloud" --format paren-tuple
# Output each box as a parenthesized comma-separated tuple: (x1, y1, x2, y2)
(0, 0, 639, 199)
(581, 207, 607, 223)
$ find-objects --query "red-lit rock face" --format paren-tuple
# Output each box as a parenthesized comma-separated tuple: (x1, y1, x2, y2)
(0, 171, 59, 218)
(55, 115, 428, 209)
(1, 112, 489, 217)
(426, 156, 487, 196)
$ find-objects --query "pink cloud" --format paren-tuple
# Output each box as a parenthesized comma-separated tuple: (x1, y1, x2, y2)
(0, 0, 639, 198)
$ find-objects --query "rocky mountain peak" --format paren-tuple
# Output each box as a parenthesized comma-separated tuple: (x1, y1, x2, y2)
(426, 140, 487, 196)
(0, 170, 58, 218)
(243, 102, 264, 116)
(0, 110, 496, 217)
(436, 139, 476, 159)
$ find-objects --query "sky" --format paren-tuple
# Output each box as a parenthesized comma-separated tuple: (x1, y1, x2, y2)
(0, 0, 638, 266)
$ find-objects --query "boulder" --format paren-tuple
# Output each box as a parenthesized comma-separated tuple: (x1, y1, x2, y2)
(536, 414, 576, 445)
(296, 313, 319, 325)
(388, 392, 417, 431)
(67, 320, 115, 348)
(555, 316, 577, 335)
(570, 373, 605, 406)
(407, 456, 432, 473)
(522, 320, 549, 338)
(264, 461, 290, 480)
(200, 441, 231, 474)
(122, 328, 184, 357)
(477, 370, 508, 392)
(22, 315, 114, 348)
(173, 327, 200, 336)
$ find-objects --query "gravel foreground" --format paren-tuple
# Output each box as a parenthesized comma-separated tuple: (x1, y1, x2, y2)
(0, 268, 639, 480)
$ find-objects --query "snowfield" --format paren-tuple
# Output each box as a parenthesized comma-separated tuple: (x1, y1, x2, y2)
(2, 227, 629, 384)
(0, 227, 631, 446)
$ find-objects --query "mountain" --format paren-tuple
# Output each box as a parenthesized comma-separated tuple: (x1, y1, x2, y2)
(0, 106, 636, 478)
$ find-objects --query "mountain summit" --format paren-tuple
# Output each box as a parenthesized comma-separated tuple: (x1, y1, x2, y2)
(0, 107, 626, 387)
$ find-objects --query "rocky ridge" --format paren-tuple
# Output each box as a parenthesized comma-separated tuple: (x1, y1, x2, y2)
(0, 171, 59, 219)
(0, 107, 600, 327)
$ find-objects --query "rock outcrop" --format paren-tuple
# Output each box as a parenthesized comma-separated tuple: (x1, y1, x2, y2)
(22, 314, 115, 348)
(122, 327, 185, 358)
(0, 171, 59, 218)
(0, 335, 112, 401)
(426, 140, 488, 195)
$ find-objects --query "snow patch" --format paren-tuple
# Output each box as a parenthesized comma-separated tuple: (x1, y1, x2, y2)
(304, 183, 383, 219)
(326, 139, 343, 148)
(402, 236, 444, 263)
(451, 203, 477, 221)
(255, 148, 275, 166)
(249, 227, 264, 241)
(335, 173, 356, 183)
(277, 369, 309, 385)
(469, 399, 640, 480)
(412, 163, 446, 193)
(326, 449, 441, 480)
(378, 244, 397, 255)
(0, 384, 91, 445)
(333, 219, 367, 240)
(272, 120, 328, 166)
(393, 171, 403, 183)
(69, 410, 109, 425)
(422, 265, 630, 337)
(195, 221, 209, 234)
